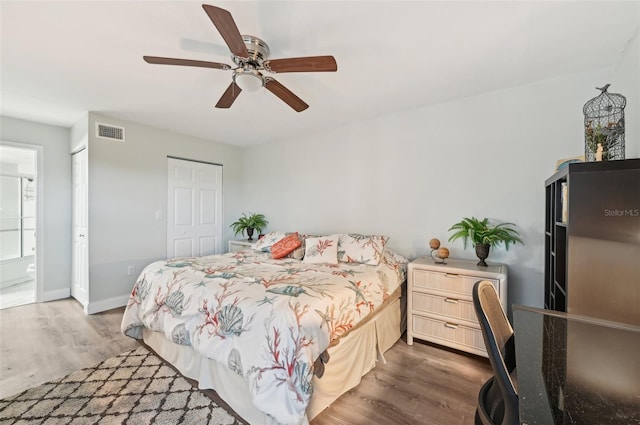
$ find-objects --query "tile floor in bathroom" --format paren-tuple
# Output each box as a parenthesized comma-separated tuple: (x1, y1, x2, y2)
(0, 280, 35, 310)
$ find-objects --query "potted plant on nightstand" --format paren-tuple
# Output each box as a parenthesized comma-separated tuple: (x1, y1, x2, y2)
(448, 217, 524, 266)
(230, 212, 269, 241)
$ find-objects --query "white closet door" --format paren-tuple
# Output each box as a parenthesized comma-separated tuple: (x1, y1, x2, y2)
(167, 158, 222, 259)
(71, 148, 88, 307)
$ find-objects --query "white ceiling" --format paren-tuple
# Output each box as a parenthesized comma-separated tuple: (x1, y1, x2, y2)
(1, 1, 639, 147)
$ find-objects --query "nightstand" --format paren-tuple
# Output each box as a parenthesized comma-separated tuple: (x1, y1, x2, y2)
(228, 239, 255, 253)
(406, 257, 507, 357)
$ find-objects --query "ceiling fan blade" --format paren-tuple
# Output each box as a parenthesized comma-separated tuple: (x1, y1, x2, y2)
(215, 82, 242, 108)
(143, 56, 231, 70)
(263, 56, 337, 73)
(202, 5, 249, 59)
(264, 78, 309, 112)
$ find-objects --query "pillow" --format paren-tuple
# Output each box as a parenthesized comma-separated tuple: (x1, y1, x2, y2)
(337, 233, 389, 266)
(302, 235, 339, 265)
(253, 231, 286, 252)
(271, 232, 302, 259)
(284, 234, 319, 260)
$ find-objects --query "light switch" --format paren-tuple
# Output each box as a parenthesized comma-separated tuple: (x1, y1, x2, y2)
(155, 210, 163, 220)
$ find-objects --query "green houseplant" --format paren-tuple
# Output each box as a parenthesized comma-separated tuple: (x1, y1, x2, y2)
(448, 217, 524, 266)
(230, 212, 269, 241)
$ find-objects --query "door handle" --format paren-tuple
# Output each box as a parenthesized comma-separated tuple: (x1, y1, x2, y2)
(444, 322, 458, 330)
(444, 298, 459, 304)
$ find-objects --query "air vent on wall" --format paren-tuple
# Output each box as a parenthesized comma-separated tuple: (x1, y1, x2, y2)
(96, 123, 125, 142)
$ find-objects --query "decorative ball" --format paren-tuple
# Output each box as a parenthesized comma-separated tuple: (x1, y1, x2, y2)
(437, 247, 450, 259)
(429, 238, 441, 249)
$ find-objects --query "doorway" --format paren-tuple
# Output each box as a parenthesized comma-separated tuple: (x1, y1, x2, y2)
(0, 145, 38, 310)
(167, 157, 223, 259)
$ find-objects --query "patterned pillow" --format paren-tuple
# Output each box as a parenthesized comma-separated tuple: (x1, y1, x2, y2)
(302, 235, 339, 265)
(271, 232, 302, 259)
(286, 234, 307, 260)
(284, 234, 320, 260)
(337, 234, 389, 266)
(253, 231, 286, 252)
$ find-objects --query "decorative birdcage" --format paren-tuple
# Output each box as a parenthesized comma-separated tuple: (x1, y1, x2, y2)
(583, 84, 626, 162)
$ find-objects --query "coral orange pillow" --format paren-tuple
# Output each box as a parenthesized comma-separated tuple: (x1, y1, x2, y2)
(271, 232, 302, 259)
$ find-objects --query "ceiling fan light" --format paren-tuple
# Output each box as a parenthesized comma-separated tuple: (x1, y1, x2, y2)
(234, 72, 263, 92)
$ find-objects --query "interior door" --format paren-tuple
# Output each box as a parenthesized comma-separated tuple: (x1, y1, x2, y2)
(71, 148, 88, 306)
(167, 157, 223, 259)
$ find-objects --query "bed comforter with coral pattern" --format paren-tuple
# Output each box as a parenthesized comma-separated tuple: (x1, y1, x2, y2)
(121, 248, 406, 425)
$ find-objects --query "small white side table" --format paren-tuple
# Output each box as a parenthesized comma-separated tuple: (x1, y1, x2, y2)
(406, 257, 508, 357)
(228, 239, 255, 253)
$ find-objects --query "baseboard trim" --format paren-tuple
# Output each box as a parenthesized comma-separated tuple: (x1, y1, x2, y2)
(85, 294, 130, 315)
(40, 288, 71, 303)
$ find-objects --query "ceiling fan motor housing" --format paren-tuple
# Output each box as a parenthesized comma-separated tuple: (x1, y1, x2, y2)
(234, 35, 270, 67)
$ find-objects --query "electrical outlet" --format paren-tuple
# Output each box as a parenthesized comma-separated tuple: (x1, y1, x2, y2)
(127, 266, 135, 276)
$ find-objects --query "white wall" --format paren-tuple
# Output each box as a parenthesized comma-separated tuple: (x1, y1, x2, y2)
(83, 113, 243, 312)
(612, 28, 640, 158)
(0, 116, 72, 301)
(1, 28, 636, 313)
(242, 68, 617, 311)
(70, 113, 88, 153)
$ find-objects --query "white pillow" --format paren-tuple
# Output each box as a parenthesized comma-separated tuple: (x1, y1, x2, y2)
(253, 231, 286, 252)
(303, 235, 339, 265)
(338, 233, 389, 266)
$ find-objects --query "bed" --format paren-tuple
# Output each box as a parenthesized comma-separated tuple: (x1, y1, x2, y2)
(121, 233, 407, 425)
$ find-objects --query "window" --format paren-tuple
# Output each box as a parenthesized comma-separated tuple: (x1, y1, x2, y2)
(0, 176, 36, 260)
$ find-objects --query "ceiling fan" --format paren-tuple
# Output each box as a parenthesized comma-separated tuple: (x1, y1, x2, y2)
(143, 4, 337, 112)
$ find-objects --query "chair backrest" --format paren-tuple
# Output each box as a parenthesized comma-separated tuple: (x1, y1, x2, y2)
(473, 280, 518, 425)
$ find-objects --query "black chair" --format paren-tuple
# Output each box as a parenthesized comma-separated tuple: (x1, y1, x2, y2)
(473, 280, 518, 425)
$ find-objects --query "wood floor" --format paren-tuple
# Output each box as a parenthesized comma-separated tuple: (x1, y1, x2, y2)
(0, 298, 138, 399)
(311, 337, 492, 425)
(0, 298, 492, 424)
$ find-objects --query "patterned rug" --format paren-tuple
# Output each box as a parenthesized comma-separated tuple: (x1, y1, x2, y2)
(0, 346, 246, 424)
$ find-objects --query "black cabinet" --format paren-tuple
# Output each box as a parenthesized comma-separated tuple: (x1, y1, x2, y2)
(544, 168, 568, 312)
(544, 158, 640, 324)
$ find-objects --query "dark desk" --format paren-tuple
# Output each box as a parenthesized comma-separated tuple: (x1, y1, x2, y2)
(513, 305, 640, 425)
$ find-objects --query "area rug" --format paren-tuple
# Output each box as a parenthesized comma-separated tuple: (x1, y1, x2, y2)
(0, 346, 246, 424)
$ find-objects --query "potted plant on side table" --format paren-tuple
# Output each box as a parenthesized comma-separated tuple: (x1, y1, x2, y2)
(448, 217, 524, 266)
(230, 212, 269, 241)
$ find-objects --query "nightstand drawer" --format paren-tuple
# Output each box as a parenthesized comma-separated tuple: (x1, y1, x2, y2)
(411, 292, 477, 325)
(412, 269, 498, 298)
(411, 314, 486, 355)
